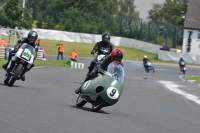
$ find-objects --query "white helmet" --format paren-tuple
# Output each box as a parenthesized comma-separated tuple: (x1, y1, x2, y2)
(144, 55, 147, 58)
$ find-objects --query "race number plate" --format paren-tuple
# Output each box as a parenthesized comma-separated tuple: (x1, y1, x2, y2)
(21, 49, 31, 60)
(107, 87, 119, 99)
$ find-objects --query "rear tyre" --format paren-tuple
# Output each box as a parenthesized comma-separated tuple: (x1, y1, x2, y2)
(76, 94, 87, 107)
(92, 98, 105, 112)
(8, 64, 23, 86)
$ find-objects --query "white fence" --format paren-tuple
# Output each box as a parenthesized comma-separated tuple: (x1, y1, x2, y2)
(0, 47, 5, 59)
(2, 28, 200, 64)
(158, 50, 200, 65)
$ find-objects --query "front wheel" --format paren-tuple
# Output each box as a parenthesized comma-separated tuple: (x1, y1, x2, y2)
(8, 64, 23, 86)
(4, 74, 10, 85)
(92, 99, 105, 112)
(76, 95, 87, 107)
(183, 70, 185, 74)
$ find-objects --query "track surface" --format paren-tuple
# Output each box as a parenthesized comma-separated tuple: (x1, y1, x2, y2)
(0, 56, 200, 133)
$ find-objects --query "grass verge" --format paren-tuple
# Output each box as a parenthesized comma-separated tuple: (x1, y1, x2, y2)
(0, 59, 70, 68)
(184, 75, 200, 84)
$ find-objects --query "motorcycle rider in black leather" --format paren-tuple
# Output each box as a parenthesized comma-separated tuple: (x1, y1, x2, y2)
(75, 48, 123, 94)
(2, 30, 39, 81)
(87, 32, 114, 75)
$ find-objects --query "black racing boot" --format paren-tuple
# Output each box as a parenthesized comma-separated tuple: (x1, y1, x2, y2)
(75, 86, 82, 94)
(88, 68, 98, 77)
(2, 62, 9, 71)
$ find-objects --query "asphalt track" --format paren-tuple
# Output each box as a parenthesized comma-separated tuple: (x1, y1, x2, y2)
(0, 56, 200, 133)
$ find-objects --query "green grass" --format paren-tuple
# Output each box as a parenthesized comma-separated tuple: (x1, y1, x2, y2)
(184, 75, 200, 84)
(0, 59, 70, 68)
(35, 39, 177, 63)
(0, 38, 186, 69)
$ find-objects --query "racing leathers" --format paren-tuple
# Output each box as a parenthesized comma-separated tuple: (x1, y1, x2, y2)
(88, 41, 114, 74)
(2, 37, 38, 71)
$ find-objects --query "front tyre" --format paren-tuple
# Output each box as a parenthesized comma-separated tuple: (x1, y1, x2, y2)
(4, 74, 10, 85)
(76, 95, 87, 107)
(92, 99, 105, 112)
(8, 64, 23, 86)
(183, 70, 185, 74)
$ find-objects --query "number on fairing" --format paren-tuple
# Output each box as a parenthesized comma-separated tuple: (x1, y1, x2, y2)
(82, 80, 91, 90)
(107, 87, 119, 99)
(110, 89, 116, 97)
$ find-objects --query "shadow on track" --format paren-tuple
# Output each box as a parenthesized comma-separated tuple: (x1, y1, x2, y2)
(69, 105, 110, 114)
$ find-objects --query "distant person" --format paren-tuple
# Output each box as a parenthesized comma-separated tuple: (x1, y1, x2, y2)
(36, 39, 41, 46)
(70, 49, 78, 62)
(0, 39, 7, 47)
(56, 42, 64, 60)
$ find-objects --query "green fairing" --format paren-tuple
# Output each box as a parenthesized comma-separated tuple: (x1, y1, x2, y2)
(81, 74, 124, 105)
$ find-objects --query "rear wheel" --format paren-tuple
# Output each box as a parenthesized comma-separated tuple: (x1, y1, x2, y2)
(92, 98, 105, 112)
(76, 95, 87, 107)
(8, 64, 23, 86)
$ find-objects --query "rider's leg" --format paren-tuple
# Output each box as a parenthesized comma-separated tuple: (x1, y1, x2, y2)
(2, 51, 16, 70)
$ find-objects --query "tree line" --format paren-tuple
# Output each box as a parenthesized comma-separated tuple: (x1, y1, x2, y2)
(0, 0, 188, 46)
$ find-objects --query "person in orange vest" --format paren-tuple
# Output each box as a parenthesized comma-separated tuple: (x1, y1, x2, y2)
(70, 49, 78, 62)
(0, 39, 7, 47)
(56, 42, 64, 60)
(36, 39, 41, 46)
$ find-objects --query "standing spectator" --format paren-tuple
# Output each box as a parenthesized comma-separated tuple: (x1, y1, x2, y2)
(56, 42, 64, 60)
(36, 39, 41, 46)
(70, 49, 78, 62)
(0, 39, 7, 47)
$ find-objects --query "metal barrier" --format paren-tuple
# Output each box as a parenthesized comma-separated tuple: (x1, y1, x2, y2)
(0, 47, 6, 59)
(0, 47, 45, 60)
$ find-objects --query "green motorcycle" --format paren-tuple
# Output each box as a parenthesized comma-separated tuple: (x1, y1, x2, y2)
(76, 62, 125, 112)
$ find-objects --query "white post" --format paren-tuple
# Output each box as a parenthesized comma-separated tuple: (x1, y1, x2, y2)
(22, 0, 26, 18)
(22, 0, 25, 8)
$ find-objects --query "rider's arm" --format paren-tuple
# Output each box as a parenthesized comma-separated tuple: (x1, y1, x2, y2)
(91, 42, 99, 54)
(110, 43, 114, 53)
(13, 39, 24, 51)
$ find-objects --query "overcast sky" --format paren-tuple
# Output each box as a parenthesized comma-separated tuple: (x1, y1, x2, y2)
(134, 0, 166, 20)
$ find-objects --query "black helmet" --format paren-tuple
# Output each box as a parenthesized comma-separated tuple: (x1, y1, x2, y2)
(28, 30, 38, 43)
(102, 32, 110, 44)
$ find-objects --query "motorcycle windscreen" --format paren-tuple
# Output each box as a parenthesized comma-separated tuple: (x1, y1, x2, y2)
(20, 43, 36, 61)
(107, 62, 125, 85)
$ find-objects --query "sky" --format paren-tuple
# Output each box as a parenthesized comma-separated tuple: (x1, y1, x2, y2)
(134, 0, 166, 20)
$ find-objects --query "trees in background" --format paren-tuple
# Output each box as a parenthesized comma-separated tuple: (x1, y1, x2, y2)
(148, 0, 189, 45)
(0, 0, 32, 29)
(0, 0, 189, 46)
(24, 0, 140, 37)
